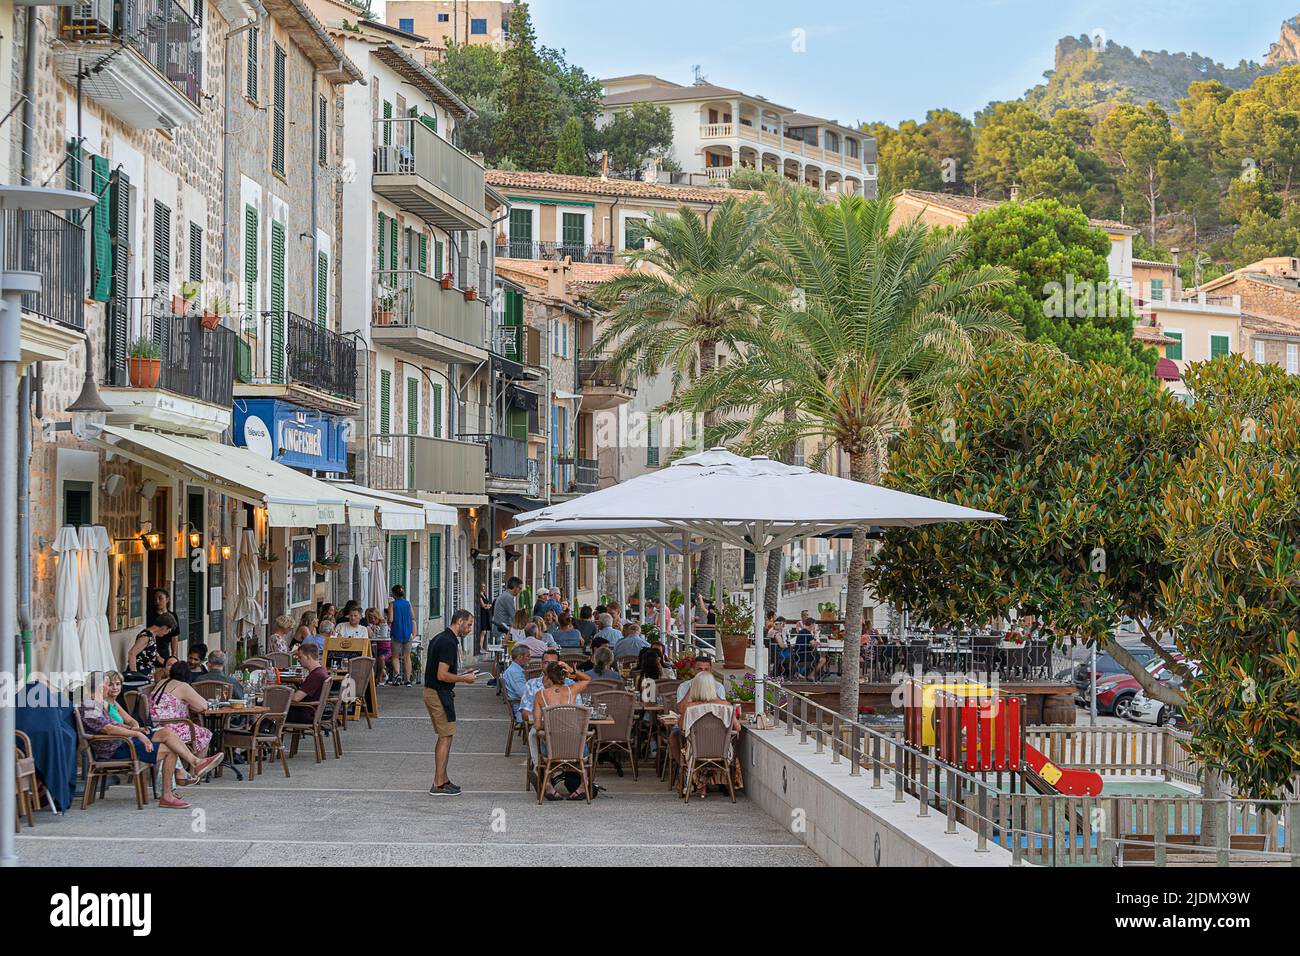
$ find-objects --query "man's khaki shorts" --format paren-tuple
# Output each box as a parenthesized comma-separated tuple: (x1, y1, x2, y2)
(423, 688, 456, 737)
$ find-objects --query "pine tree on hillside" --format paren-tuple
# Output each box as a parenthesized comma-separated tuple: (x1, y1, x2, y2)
(498, 3, 557, 171)
(553, 116, 588, 175)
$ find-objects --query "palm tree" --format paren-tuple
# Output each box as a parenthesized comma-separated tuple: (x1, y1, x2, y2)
(670, 193, 1018, 719)
(592, 196, 772, 601)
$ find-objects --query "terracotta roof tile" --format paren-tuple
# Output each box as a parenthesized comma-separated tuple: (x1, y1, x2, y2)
(1241, 311, 1300, 336)
(485, 170, 751, 204)
(896, 189, 1136, 234)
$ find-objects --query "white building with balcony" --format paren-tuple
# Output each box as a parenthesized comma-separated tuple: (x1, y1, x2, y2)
(600, 74, 877, 196)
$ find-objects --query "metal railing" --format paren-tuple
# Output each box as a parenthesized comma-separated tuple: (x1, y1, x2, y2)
(763, 684, 1300, 866)
(459, 432, 528, 480)
(367, 433, 485, 497)
(526, 456, 542, 497)
(236, 310, 358, 401)
(574, 456, 598, 493)
(2, 208, 84, 330)
(373, 269, 487, 348)
(577, 353, 632, 391)
(495, 239, 617, 263)
(62, 0, 203, 108)
(111, 296, 236, 407)
(372, 116, 486, 219)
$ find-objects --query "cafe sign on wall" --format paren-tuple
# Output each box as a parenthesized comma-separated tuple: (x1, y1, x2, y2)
(234, 399, 348, 472)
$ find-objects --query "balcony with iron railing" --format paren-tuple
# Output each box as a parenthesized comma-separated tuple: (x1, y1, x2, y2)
(372, 269, 488, 363)
(576, 352, 635, 410)
(366, 433, 486, 499)
(496, 239, 618, 264)
(57, 0, 203, 129)
(373, 117, 489, 231)
(235, 310, 359, 410)
(552, 455, 598, 495)
(3, 208, 84, 331)
(459, 432, 529, 481)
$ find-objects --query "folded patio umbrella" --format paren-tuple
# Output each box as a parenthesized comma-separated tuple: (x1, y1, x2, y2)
(368, 545, 388, 611)
(229, 528, 265, 648)
(45, 526, 84, 687)
(77, 525, 116, 674)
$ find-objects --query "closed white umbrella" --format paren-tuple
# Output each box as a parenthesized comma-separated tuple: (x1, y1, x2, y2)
(77, 526, 115, 674)
(229, 528, 264, 649)
(367, 545, 387, 611)
(46, 526, 84, 687)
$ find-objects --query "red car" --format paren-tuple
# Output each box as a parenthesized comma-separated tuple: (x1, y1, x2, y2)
(1086, 654, 1185, 718)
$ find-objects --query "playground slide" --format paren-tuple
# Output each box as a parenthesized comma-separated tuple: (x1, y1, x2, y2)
(1022, 743, 1103, 796)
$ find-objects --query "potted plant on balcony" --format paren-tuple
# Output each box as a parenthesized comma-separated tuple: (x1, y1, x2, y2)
(463, 285, 478, 301)
(818, 600, 838, 622)
(313, 552, 343, 574)
(374, 283, 397, 326)
(128, 337, 162, 388)
(201, 293, 229, 331)
(783, 566, 802, 591)
(716, 595, 754, 669)
(439, 272, 454, 291)
(807, 562, 825, 586)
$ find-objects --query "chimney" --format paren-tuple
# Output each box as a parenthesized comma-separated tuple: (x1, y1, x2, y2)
(1008, 182, 1020, 202)
(1170, 247, 1182, 298)
(601, 150, 609, 181)
(545, 258, 572, 301)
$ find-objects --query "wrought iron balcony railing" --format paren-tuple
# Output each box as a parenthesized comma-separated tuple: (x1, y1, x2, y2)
(2, 208, 84, 330)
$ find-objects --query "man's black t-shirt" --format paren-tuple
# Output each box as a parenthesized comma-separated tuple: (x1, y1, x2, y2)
(424, 629, 459, 691)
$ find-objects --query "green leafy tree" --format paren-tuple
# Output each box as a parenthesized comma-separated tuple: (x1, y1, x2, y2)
(665, 194, 1017, 718)
(866, 346, 1194, 703)
(1095, 101, 1184, 244)
(553, 115, 589, 175)
(1160, 355, 1300, 799)
(433, 42, 505, 163)
(497, 3, 558, 170)
(877, 120, 943, 193)
(962, 198, 1153, 376)
(598, 103, 674, 178)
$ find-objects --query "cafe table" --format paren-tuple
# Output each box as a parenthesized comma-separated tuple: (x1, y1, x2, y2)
(200, 704, 271, 781)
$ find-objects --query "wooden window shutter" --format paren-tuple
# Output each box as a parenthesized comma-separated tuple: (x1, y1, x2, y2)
(269, 220, 285, 382)
(389, 217, 397, 271)
(428, 533, 442, 617)
(317, 251, 328, 325)
(106, 170, 132, 385)
(432, 383, 443, 437)
(418, 233, 428, 273)
(90, 155, 113, 302)
(379, 369, 391, 434)
(246, 25, 258, 102)
(188, 221, 203, 283)
(382, 101, 393, 144)
(318, 93, 328, 165)
(377, 211, 386, 275)
(434, 239, 443, 278)
(388, 536, 407, 591)
(272, 44, 286, 174)
(243, 204, 258, 314)
(151, 200, 171, 294)
(406, 376, 419, 435)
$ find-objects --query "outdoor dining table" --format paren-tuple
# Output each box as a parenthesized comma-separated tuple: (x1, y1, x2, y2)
(200, 704, 271, 781)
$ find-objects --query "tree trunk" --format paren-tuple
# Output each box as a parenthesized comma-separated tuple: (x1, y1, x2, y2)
(695, 338, 719, 602)
(839, 445, 875, 720)
(1102, 636, 1185, 706)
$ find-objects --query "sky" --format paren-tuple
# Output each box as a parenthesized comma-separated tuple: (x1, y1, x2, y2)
(516, 0, 1299, 126)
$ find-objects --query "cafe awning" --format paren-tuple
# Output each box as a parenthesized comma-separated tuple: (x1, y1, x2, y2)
(327, 482, 457, 529)
(94, 425, 351, 527)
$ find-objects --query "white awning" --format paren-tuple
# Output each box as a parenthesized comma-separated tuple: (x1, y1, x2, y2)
(329, 482, 457, 528)
(94, 425, 351, 527)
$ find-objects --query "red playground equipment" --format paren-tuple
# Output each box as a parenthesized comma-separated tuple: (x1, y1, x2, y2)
(903, 679, 1102, 797)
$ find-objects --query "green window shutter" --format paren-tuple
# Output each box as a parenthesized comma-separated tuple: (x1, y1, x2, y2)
(434, 239, 443, 278)
(270, 220, 285, 382)
(1150, 278, 1164, 301)
(65, 138, 83, 192)
(377, 211, 386, 276)
(406, 376, 419, 435)
(418, 233, 428, 273)
(389, 535, 407, 591)
(431, 383, 443, 437)
(243, 204, 258, 315)
(90, 155, 113, 302)
(246, 25, 258, 101)
(1165, 331, 1182, 361)
(318, 94, 328, 165)
(382, 101, 392, 145)
(317, 251, 328, 325)
(106, 170, 131, 385)
(428, 532, 442, 617)
(389, 217, 398, 271)
(379, 369, 391, 435)
(562, 211, 584, 247)
(151, 200, 171, 294)
(188, 221, 203, 283)
(1210, 334, 1230, 359)
(272, 44, 286, 174)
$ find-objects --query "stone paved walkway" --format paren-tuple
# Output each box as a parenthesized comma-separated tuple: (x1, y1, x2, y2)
(18, 662, 819, 866)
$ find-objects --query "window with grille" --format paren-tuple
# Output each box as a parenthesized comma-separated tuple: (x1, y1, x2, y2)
(317, 251, 328, 325)
(272, 44, 286, 175)
(318, 94, 328, 165)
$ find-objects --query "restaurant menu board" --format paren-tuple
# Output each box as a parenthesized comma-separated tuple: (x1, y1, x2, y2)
(128, 557, 144, 621)
(290, 535, 312, 607)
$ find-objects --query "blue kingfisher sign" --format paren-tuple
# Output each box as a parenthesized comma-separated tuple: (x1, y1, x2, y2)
(233, 399, 348, 472)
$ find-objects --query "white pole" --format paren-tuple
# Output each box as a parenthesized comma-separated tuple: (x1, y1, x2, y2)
(754, 549, 768, 719)
(616, 548, 625, 609)
(637, 540, 646, 623)
(681, 532, 692, 650)
(657, 543, 666, 640)
(1090, 645, 1098, 727)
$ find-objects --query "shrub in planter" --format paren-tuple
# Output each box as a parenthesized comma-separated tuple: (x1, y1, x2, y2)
(128, 337, 162, 387)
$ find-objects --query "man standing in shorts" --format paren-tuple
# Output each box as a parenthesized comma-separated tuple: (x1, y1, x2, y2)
(425, 608, 477, 795)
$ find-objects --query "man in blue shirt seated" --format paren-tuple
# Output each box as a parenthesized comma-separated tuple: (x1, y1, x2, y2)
(593, 612, 622, 648)
(533, 588, 563, 619)
(612, 621, 650, 659)
(500, 644, 531, 721)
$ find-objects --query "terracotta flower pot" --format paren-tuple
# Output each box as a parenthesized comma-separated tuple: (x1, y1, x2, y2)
(440, 275, 454, 290)
(720, 632, 749, 669)
(463, 287, 478, 301)
(374, 309, 394, 326)
(200, 311, 221, 330)
(128, 357, 161, 388)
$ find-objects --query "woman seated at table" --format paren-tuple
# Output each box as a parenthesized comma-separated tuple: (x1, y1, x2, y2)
(678, 672, 743, 797)
(81, 671, 222, 809)
(552, 612, 583, 649)
(508, 608, 530, 644)
(530, 661, 589, 801)
(586, 646, 621, 682)
(634, 646, 663, 691)
(293, 611, 318, 650)
(147, 662, 215, 763)
(766, 614, 791, 678)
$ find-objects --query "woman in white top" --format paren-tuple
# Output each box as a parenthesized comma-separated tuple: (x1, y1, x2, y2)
(508, 608, 530, 643)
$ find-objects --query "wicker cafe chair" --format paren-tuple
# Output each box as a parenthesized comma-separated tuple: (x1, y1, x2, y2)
(591, 690, 638, 780)
(15, 731, 41, 828)
(321, 677, 346, 758)
(73, 707, 152, 810)
(344, 656, 376, 729)
(585, 679, 624, 696)
(282, 676, 335, 763)
(267, 653, 292, 670)
(192, 679, 232, 703)
(242, 657, 272, 672)
(503, 691, 527, 757)
(534, 704, 593, 804)
(680, 712, 736, 803)
(222, 685, 293, 780)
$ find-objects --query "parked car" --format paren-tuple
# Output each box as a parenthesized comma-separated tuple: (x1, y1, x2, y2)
(1084, 652, 1186, 718)
(1128, 664, 1199, 727)
(1072, 645, 1166, 708)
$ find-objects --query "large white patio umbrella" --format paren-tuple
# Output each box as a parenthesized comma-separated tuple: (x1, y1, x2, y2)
(76, 526, 115, 674)
(46, 526, 84, 687)
(229, 529, 264, 651)
(367, 545, 388, 611)
(515, 448, 1003, 715)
